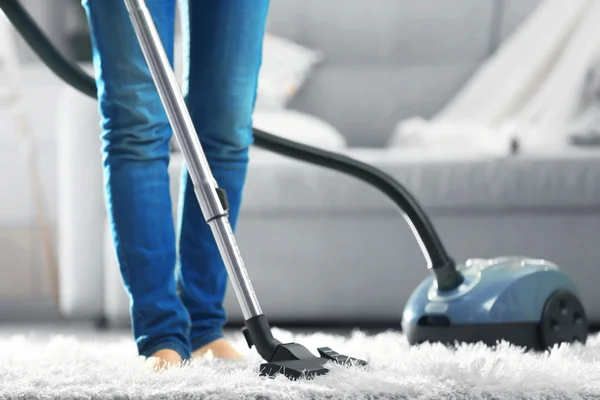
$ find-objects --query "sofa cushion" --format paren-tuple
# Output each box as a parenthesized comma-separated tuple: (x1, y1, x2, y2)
(227, 148, 600, 213)
(289, 64, 481, 147)
(266, 0, 496, 65)
(264, 0, 498, 148)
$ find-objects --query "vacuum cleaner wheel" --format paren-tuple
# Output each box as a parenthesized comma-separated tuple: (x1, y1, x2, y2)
(539, 290, 587, 349)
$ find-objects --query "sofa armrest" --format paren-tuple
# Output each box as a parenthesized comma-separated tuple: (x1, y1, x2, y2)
(56, 85, 105, 319)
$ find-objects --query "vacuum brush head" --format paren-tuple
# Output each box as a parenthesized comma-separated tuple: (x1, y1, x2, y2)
(259, 346, 367, 380)
(242, 314, 368, 380)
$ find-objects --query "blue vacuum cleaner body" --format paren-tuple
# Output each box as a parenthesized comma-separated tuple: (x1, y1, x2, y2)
(402, 257, 588, 350)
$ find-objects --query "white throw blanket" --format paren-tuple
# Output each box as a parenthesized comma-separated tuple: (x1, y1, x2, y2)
(390, 0, 600, 154)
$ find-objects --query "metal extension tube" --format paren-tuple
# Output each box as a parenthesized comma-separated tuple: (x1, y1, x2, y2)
(123, 0, 262, 320)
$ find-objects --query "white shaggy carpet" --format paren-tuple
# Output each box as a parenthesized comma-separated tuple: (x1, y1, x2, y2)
(1, 328, 600, 399)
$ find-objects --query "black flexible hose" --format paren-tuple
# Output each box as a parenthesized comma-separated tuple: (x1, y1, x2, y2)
(0, 0, 463, 290)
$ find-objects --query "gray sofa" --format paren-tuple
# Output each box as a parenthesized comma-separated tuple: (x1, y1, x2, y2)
(55, 0, 600, 327)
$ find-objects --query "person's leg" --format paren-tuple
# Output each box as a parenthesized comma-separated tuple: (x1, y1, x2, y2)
(175, 0, 270, 356)
(82, 0, 191, 366)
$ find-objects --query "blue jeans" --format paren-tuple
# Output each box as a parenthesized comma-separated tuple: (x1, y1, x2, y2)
(82, 0, 269, 361)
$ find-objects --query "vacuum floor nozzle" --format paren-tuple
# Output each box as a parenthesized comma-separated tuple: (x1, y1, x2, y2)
(259, 345, 367, 380)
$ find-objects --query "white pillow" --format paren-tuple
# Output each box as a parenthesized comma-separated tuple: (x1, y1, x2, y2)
(252, 109, 346, 150)
(255, 33, 324, 110)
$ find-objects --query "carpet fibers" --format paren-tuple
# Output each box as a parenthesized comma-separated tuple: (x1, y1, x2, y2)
(1, 327, 600, 399)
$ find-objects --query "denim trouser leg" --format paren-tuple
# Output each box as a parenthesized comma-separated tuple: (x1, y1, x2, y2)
(82, 0, 192, 360)
(176, 0, 270, 351)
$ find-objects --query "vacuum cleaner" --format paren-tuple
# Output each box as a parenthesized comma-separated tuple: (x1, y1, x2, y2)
(0, 0, 588, 380)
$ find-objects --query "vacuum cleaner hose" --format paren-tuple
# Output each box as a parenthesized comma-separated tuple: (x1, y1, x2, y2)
(0, 0, 464, 290)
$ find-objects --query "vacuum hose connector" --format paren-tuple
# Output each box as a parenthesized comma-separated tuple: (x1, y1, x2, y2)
(433, 259, 463, 291)
(0, 0, 464, 291)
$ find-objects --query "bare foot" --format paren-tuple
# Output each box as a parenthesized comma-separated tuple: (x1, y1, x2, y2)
(144, 348, 184, 372)
(192, 338, 244, 360)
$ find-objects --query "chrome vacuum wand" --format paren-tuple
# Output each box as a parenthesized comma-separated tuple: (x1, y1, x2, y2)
(125, 0, 260, 325)
(123, 0, 366, 379)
